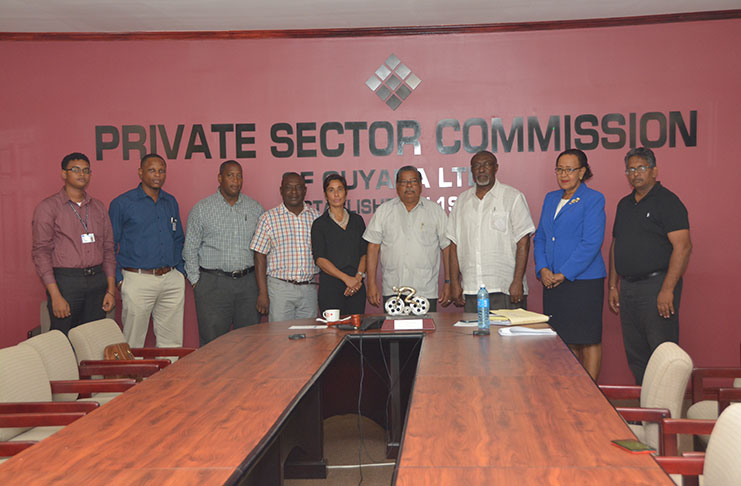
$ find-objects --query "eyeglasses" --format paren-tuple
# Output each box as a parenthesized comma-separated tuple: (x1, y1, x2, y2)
(397, 179, 420, 186)
(65, 167, 91, 174)
(625, 165, 651, 175)
(554, 167, 581, 175)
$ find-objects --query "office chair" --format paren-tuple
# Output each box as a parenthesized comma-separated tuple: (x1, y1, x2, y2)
(0, 345, 114, 462)
(68, 318, 195, 365)
(685, 342, 741, 447)
(20, 330, 160, 402)
(600, 342, 693, 452)
(656, 402, 741, 486)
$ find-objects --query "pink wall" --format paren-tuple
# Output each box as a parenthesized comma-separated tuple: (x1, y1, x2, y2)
(1, 19, 740, 383)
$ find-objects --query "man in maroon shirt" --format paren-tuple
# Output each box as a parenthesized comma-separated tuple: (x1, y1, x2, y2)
(32, 153, 116, 334)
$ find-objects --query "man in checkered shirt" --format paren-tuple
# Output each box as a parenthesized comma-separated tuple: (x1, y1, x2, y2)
(251, 173, 321, 322)
(183, 160, 265, 345)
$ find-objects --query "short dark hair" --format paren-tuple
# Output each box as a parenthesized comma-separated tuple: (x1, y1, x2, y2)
(323, 173, 347, 193)
(282, 172, 305, 184)
(396, 165, 422, 183)
(471, 150, 497, 165)
(556, 149, 593, 181)
(624, 147, 656, 168)
(219, 160, 242, 174)
(140, 153, 166, 168)
(61, 152, 90, 170)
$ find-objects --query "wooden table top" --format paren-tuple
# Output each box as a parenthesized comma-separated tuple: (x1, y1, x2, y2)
(0, 314, 674, 485)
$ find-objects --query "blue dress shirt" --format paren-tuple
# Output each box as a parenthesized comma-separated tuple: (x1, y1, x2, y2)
(109, 184, 185, 283)
(533, 182, 606, 282)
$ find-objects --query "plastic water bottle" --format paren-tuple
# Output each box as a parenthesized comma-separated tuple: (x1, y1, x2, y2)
(477, 285, 490, 332)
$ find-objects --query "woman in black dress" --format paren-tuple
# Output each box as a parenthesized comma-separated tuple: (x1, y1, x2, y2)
(311, 174, 367, 315)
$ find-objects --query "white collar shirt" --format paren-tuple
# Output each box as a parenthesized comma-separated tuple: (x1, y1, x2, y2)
(363, 197, 449, 299)
(447, 180, 535, 295)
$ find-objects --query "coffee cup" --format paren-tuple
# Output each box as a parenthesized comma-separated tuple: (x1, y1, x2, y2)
(322, 309, 340, 322)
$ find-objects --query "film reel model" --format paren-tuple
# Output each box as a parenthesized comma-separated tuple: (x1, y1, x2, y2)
(384, 286, 429, 316)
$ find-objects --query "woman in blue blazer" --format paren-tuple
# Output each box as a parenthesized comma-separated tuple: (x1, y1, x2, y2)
(533, 149, 606, 380)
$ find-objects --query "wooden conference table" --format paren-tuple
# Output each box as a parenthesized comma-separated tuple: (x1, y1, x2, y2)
(0, 313, 673, 485)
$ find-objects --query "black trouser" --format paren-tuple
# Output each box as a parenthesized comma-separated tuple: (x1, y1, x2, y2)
(194, 270, 260, 346)
(48, 267, 107, 335)
(619, 275, 682, 385)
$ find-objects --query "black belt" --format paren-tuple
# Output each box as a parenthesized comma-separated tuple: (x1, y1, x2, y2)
(276, 277, 316, 285)
(621, 270, 665, 283)
(200, 266, 255, 279)
(54, 265, 103, 277)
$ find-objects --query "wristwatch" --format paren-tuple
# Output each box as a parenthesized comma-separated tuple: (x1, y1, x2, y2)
(357, 272, 366, 279)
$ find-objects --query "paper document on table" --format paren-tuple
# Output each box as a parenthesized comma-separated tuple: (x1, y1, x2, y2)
(490, 308, 549, 325)
(288, 325, 328, 329)
(498, 326, 556, 336)
(454, 320, 478, 327)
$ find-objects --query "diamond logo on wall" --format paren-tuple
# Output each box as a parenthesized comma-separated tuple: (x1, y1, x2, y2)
(365, 54, 421, 111)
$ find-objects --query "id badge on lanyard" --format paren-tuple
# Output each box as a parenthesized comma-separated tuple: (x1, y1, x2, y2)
(69, 202, 95, 244)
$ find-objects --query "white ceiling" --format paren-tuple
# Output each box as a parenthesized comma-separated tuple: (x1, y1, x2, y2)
(0, 0, 738, 33)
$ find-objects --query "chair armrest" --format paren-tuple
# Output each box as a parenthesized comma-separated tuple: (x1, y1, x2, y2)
(50, 378, 136, 394)
(600, 385, 642, 400)
(0, 412, 88, 427)
(661, 418, 716, 456)
(615, 406, 670, 423)
(80, 358, 170, 369)
(132, 347, 195, 358)
(0, 441, 35, 456)
(718, 387, 741, 412)
(655, 455, 705, 476)
(78, 362, 162, 377)
(615, 407, 670, 455)
(691, 367, 741, 402)
(0, 402, 99, 413)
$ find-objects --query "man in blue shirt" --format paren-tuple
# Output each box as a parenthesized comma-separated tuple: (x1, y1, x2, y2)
(109, 154, 185, 348)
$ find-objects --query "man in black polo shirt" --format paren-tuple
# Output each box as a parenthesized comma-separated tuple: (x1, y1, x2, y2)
(608, 147, 692, 384)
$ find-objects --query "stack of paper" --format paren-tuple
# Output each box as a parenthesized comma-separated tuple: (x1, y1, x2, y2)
(490, 308, 550, 325)
(498, 326, 556, 336)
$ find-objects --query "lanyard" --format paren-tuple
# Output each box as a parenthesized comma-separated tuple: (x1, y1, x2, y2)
(67, 201, 89, 233)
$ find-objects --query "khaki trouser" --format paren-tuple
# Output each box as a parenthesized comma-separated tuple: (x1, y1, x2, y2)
(121, 269, 185, 348)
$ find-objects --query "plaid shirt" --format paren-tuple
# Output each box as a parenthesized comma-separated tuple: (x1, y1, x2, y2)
(183, 191, 264, 285)
(250, 203, 320, 282)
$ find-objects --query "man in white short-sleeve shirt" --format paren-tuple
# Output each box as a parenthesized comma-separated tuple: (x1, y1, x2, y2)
(447, 151, 535, 312)
(363, 166, 451, 311)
